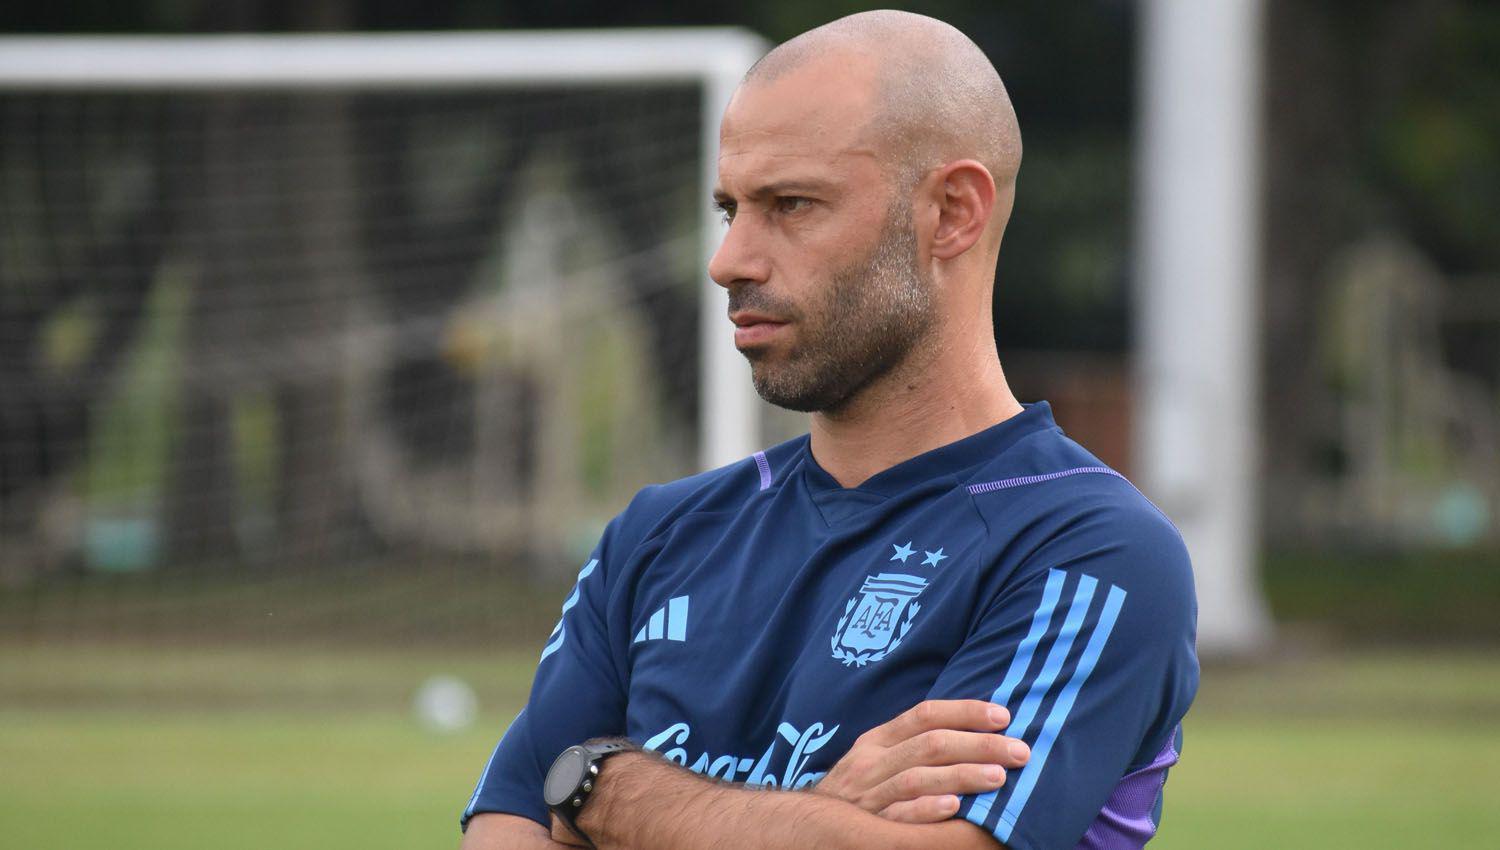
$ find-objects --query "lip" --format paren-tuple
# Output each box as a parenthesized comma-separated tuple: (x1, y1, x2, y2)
(729, 311, 785, 327)
(729, 312, 789, 347)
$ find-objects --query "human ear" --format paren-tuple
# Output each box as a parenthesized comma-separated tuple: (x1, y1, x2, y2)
(928, 160, 996, 261)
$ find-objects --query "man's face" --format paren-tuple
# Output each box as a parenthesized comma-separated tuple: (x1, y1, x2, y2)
(709, 58, 936, 413)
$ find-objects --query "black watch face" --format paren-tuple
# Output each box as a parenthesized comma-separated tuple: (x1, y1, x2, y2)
(544, 746, 591, 807)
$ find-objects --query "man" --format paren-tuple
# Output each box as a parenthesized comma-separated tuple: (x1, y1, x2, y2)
(461, 10, 1197, 850)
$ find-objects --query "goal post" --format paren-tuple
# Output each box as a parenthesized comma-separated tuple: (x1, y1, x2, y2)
(1136, 0, 1272, 655)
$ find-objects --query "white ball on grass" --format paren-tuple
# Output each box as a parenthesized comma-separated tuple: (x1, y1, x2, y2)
(414, 674, 479, 733)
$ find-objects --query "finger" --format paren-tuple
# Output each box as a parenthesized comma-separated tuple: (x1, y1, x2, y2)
(879, 794, 963, 824)
(866, 763, 1008, 813)
(886, 729, 1031, 776)
(864, 700, 1011, 747)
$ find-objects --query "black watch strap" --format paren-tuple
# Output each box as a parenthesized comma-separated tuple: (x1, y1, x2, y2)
(544, 740, 635, 847)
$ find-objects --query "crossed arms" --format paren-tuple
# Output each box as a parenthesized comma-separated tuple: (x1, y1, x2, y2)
(461, 494, 1198, 849)
(461, 699, 1029, 850)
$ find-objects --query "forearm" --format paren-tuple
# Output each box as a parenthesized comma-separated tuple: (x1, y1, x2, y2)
(462, 812, 572, 850)
(579, 752, 999, 850)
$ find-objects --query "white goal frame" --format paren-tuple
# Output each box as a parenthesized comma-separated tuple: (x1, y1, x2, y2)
(0, 29, 769, 472)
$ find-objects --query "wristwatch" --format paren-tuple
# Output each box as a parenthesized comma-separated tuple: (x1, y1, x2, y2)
(543, 739, 635, 847)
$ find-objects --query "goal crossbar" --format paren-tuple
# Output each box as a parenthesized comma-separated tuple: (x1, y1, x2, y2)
(0, 30, 765, 89)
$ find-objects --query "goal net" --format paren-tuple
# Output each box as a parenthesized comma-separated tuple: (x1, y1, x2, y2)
(0, 31, 769, 646)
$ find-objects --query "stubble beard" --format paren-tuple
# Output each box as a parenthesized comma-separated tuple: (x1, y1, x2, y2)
(739, 200, 937, 414)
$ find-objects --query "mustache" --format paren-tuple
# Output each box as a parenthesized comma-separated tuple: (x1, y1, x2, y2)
(726, 286, 802, 322)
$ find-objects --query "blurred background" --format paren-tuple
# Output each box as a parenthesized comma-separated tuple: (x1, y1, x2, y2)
(1, 1, 1496, 848)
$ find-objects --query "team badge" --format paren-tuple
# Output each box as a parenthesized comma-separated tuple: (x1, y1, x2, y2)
(831, 573, 928, 667)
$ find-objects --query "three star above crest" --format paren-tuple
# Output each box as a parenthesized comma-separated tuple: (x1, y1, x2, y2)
(922, 548, 948, 567)
(890, 541, 916, 563)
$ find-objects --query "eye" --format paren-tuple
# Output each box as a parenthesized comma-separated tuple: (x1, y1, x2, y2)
(714, 200, 736, 225)
(775, 196, 812, 215)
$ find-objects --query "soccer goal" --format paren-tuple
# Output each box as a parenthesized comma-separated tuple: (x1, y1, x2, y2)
(0, 25, 1268, 655)
(0, 30, 768, 578)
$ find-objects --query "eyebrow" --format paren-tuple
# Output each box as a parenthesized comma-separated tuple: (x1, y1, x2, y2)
(712, 178, 835, 205)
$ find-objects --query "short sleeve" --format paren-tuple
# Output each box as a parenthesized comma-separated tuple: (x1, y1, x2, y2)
(460, 522, 630, 831)
(929, 498, 1199, 850)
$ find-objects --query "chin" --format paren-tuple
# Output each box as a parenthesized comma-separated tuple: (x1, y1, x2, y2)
(751, 371, 845, 414)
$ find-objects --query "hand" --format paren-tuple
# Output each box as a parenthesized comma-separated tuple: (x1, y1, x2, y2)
(813, 699, 1031, 823)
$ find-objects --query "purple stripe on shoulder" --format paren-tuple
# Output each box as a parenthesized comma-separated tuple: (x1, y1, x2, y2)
(753, 451, 772, 491)
(967, 466, 1124, 495)
(1075, 736, 1180, 850)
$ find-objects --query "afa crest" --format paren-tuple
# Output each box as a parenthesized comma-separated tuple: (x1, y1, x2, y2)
(831, 573, 928, 667)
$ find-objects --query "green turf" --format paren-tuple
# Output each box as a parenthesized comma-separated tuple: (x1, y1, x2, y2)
(1154, 718, 1496, 849)
(0, 709, 496, 850)
(2, 644, 1496, 849)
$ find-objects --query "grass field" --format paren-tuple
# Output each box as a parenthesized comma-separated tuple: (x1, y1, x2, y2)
(2, 642, 1497, 849)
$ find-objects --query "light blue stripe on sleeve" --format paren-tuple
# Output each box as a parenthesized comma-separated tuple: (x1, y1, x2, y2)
(539, 558, 598, 663)
(968, 573, 1098, 828)
(990, 569, 1066, 707)
(964, 568, 1072, 827)
(996, 584, 1127, 842)
(1010, 573, 1098, 739)
(464, 708, 526, 818)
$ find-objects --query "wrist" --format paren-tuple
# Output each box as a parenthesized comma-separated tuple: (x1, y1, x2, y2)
(576, 750, 725, 847)
(573, 750, 648, 838)
(544, 739, 639, 847)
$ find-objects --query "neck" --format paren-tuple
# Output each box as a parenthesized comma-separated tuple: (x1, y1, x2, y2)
(807, 322, 1023, 489)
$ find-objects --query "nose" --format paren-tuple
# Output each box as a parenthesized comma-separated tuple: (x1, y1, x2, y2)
(707, 215, 770, 290)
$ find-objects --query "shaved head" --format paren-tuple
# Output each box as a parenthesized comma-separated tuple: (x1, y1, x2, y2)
(709, 11, 1023, 422)
(744, 9, 1022, 191)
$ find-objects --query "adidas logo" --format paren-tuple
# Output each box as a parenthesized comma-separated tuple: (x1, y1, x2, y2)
(633, 596, 690, 644)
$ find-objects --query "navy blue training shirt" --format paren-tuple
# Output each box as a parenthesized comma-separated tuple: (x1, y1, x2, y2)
(463, 402, 1199, 850)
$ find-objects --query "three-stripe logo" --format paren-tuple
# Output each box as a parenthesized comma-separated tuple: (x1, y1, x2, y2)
(634, 596, 690, 644)
(963, 568, 1128, 843)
